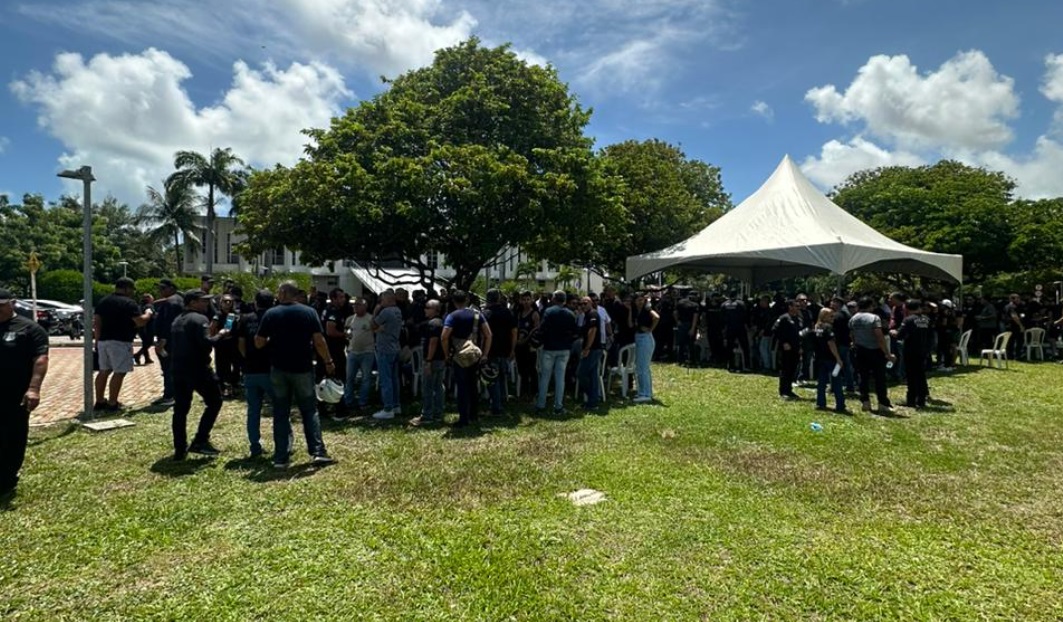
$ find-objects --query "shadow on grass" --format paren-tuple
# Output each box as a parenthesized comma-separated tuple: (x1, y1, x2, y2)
(27, 421, 79, 447)
(245, 462, 333, 483)
(0, 488, 16, 512)
(149, 455, 214, 477)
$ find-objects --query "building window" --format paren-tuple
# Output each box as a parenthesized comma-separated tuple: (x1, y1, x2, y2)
(426, 251, 440, 270)
(226, 233, 239, 264)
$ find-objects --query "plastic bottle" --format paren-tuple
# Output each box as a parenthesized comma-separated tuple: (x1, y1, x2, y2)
(810, 422, 823, 432)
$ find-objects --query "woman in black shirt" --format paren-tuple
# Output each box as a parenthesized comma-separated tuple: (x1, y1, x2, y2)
(812, 307, 846, 413)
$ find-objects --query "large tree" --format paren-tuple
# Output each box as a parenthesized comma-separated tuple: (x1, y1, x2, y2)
(238, 38, 623, 291)
(171, 147, 248, 275)
(830, 160, 1017, 282)
(596, 139, 730, 277)
(137, 177, 203, 276)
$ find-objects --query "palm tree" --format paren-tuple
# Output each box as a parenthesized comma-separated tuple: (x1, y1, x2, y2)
(515, 259, 539, 289)
(170, 147, 248, 274)
(137, 177, 203, 276)
(554, 264, 580, 291)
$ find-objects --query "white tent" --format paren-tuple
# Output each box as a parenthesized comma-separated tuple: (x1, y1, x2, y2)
(625, 155, 963, 284)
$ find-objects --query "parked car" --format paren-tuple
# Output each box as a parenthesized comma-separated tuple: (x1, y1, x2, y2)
(13, 299, 84, 339)
(34, 299, 85, 339)
(13, 299, 58, 331)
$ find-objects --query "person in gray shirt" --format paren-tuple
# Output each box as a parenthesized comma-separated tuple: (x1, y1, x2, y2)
(849, 296, 897, 414)
(372, 290, 404, 420)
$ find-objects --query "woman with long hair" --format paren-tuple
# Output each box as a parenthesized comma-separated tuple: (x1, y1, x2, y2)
(633, 293, 660, 403)
(812, 307, 846, 413)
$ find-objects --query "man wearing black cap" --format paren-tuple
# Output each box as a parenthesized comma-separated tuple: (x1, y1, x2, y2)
(0, 288, 50, 499)
(152, 278, 184, 408)
(168, 289, 228, 459)
(94, 277, 154, 411)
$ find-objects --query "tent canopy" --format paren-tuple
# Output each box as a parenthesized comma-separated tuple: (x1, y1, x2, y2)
(625, 155, 963, 285)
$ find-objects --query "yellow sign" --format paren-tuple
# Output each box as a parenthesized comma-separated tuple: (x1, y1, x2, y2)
(27, 251, 42, 274)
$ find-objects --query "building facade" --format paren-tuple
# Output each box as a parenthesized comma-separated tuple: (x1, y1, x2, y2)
(182, 217, 605, 296)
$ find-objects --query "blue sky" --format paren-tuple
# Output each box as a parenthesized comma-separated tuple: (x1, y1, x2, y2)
(3, 0, 1063, 209)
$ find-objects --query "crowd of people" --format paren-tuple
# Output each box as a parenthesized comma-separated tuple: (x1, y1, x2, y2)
(41, 275, 1063, 460)
(3, 274, 1062, 497)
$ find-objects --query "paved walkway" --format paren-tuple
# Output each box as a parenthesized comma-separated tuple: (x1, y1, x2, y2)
(32, 347, 163, 426)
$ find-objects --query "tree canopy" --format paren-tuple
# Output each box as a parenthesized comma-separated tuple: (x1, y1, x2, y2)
(238, 38, 623, 291)
(596, 139, 730, 276)
(830, 160, 1017, 282)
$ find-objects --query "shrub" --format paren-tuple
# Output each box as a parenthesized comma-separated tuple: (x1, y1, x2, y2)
(37, 270, 87, 304)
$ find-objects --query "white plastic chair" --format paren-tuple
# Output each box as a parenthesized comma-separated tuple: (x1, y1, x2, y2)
(607, 344, 636, 397)
(980, 332, 1012, 369)
(1024, 328, 1046, 361)
(956, 329, 973, 366)
(574, 350, 607, 400)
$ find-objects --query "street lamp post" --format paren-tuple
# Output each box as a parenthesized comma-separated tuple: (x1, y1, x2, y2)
(57, 166, 96, 419)
(118, 261, 128, 278)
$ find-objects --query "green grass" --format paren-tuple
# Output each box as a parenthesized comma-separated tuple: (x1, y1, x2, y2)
(4, 361, 1063, 620)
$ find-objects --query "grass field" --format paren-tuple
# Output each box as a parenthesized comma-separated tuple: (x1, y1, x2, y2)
(4, 361, 1063, 621)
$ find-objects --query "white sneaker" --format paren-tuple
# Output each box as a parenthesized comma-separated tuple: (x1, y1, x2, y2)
(632, 396, 652, 403)
(372, 408, 395, 420)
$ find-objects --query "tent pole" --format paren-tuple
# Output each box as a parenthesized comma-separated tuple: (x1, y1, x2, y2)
(836, 274, 844, 296)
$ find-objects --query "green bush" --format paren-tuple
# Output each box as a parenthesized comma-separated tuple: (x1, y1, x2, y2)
(133, 277, 200, 299)
(36, 270, 85, 304)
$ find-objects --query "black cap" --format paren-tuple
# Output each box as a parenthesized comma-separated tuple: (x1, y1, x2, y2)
(158, 278, 176, 289)
(0, 288, 13, 303)
(183, 289, 213, 305)
(201, 274, 214, 282)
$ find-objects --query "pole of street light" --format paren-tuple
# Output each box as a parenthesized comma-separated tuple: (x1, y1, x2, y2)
(57, 166, 95, 419)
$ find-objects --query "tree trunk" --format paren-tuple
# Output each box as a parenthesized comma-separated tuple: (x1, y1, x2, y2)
(174, 230, 181, 277)
(205, 184, 215, 275)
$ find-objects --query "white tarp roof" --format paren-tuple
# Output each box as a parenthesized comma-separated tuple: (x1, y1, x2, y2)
(349, 261, 439, 294)
(626, 155, 963, 284)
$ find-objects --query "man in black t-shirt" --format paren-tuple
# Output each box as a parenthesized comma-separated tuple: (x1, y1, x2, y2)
(320, 288, 349, 389)
(483, 289, 517, 415)
(170, 290, 228, 460)
(255, 281, 336, 467)
(674, 292, 701, 367)
(0, 288, 50, 499)
(238, 290, 275, 457)
(773, 300, 802, 400)
(152, 278, 186, 408)
(93, 277, 154, 411)
(721, 291, 750, 372)
(576, 296, 603, 409)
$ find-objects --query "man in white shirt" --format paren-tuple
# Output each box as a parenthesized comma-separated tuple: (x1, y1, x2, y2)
(343, 298, 375, 413)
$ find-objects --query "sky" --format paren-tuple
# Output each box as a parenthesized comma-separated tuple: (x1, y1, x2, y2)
(2, 0, 1063, 211)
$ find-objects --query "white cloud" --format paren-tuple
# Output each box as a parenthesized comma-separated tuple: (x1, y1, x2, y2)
(977, 138, 1063, 200)
(750, 100, 773, 121)
(11, 48, 351, 206)
(805, 51, 1019, 151)
(18, 0, 477, 78)
(800, 136, 925, 189)
(0, 136, 9, 154)
(276, 0, 476, 76)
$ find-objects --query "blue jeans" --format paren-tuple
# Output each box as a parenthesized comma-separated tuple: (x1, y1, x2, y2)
(758, 336, 774, 371)
(487, 357, 510, 414)
(577, 350, 602, 408)
(421, 360, 446, 419)
(344, 351, 375, 408)
(270, 370, 325, 460)
(815, 359, 846, 411)
(244, 372, 274, 455)
(836, 345, 855, 391)
(376, 350, 400, 411)
(453, 363, 480, 422)
(537, 349, 570, 410)
(635, 332, 655, 398)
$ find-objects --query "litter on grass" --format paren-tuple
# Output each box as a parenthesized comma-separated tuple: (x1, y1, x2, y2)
(563, 489, 607, 506)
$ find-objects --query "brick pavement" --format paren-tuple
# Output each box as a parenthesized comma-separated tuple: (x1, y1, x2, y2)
(31, 346, 163, 426)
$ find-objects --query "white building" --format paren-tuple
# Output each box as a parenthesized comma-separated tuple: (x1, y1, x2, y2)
(183, 217, 605, 296)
